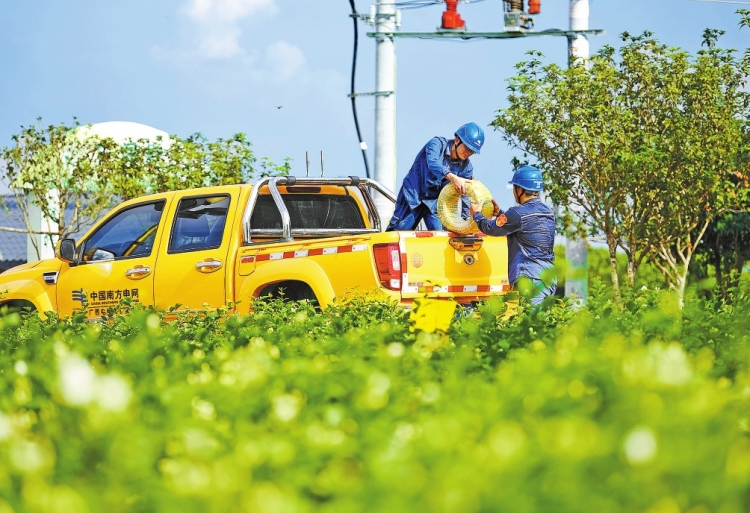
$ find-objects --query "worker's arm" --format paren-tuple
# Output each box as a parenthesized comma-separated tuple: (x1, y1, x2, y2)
(470, 208, 522, 236)
(424, 138, 468, 194)
(423, 138, 450, 189)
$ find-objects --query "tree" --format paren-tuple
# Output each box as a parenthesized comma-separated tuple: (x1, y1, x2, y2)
(0, 119, 291, 259)
(0, 120, 120, 258)
(638, 28, 750, 305)
(97, 131, 291, 201)
(687, 9, 750, 302)
(493, 27, 749, 304)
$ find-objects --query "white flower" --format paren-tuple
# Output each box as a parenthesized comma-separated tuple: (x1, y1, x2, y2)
(58, 354, 97, 406)
(623, 426, 657, 465)
(95, 375, 132, 412)
(273, 394, 302, 422)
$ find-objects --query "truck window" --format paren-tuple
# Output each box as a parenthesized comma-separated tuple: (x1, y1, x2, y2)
(169, 195, 230, 253)
(251, 194, 365, 230)
(82, 201, 166, 261)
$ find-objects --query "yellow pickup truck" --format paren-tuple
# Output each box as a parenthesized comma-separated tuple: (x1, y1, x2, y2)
(0, 176, 510, 318)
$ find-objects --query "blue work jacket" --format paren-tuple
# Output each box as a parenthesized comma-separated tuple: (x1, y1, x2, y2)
(400, 136, 473, 212)
(472, 198, 556, 285)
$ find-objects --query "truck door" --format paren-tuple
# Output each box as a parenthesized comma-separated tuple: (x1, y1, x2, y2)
(56, 200, 168, 319)
(153, 193, 234, 311)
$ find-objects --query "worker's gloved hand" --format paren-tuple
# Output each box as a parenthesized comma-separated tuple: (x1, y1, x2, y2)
(469, 202, 482, 216)
(492, 199, 500, 217)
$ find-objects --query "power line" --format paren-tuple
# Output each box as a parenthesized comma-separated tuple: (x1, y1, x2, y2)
(348, 0, 371, 178)
(693, 0, 750, 4)
(393, 0, 491, 9)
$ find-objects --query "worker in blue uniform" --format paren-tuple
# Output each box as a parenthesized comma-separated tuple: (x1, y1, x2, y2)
(386, 122, 485, 231)
(469, 165, 557, 304)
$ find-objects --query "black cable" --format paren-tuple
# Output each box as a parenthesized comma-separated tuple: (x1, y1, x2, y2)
(394, 0, 490, 9)
(349, 0, 371, 179)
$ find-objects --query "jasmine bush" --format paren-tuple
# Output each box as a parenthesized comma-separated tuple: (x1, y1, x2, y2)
(0, 287, 748, 513)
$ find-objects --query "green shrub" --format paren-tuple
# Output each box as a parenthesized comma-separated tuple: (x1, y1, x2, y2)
(0, 291, 748, 512)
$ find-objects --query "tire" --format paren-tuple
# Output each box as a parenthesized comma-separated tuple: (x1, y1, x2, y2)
(258, 281, 318, 304)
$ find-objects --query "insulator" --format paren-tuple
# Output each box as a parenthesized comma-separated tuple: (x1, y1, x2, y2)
(441, 0, 465, 30)
(369, 4, 376, 24)
(528, 0, 541, 14)
(504, 0, 523, 12)
(395, 9, 402, 28)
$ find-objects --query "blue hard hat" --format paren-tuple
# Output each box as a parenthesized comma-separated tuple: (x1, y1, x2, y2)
(509, 165, 544, 191)
(455, 122, 485, 154)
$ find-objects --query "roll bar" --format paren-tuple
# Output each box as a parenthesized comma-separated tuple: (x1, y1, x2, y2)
(242, 176, 397, 244)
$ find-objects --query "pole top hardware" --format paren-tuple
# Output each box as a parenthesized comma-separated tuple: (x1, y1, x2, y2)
(347, 91, 394, 98)
(366, 28, 604, 39)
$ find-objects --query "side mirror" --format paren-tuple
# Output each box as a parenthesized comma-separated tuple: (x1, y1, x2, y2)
(58, 239, 78, 264)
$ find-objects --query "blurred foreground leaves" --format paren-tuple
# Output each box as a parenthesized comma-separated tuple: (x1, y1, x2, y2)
(1, 287, 750, 512)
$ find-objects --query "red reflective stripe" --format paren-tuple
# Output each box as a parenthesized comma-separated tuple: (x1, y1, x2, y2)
(443, 285, 493, 293)
(247, 243, 370, 262)
(415, 231, 434, 237)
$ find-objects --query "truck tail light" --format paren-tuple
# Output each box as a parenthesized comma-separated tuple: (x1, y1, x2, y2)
(373, 243, 402, 291)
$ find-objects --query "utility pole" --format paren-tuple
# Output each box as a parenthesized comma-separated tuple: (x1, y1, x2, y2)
(565, 0, 589, 303)
(373, 0, 397, 222)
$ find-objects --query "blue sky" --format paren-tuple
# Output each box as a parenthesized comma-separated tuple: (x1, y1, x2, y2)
(1, 0, 748, 206)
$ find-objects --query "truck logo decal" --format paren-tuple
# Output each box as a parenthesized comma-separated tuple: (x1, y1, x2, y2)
(411, 253, 424, 268)
(241, 243, 367, 264)
(72, 289, 88, 307)
(71, 288, 141, 318)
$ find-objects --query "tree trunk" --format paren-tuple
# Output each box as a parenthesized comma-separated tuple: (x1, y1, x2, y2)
(714, 234, 724, 297)
(607, 241, 621, 303)
(626, 258, 637, 288)
(675, 272, 687, 309)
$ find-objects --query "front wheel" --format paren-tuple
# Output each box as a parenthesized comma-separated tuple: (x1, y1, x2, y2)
(0, 300, 37, 317)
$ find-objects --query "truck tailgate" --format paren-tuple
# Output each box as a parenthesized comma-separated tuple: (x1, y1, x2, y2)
(399, 231, 511, 301)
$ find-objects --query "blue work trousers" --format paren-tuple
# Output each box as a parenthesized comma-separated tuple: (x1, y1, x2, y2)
(386, 202, 443, 231)
(526, 277, 557, 305)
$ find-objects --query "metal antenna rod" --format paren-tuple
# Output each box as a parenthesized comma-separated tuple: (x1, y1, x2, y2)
(320, 151, 325, 177)
(306, 151, 310, 177)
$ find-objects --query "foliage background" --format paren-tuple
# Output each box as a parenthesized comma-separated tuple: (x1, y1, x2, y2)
(0, 120, 291, 259)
